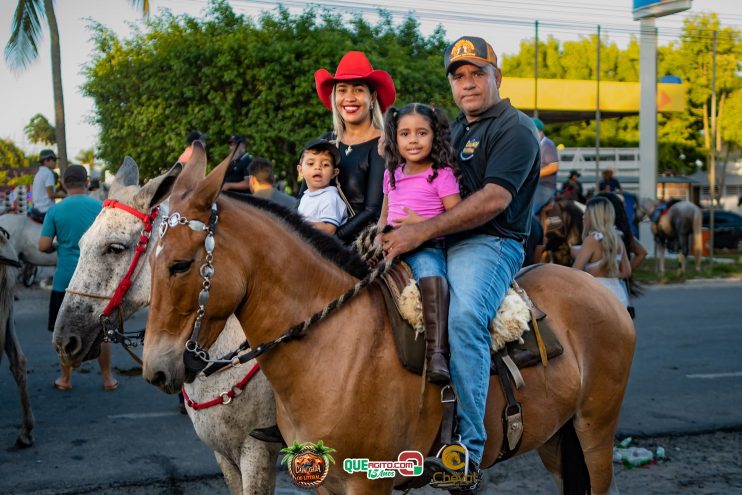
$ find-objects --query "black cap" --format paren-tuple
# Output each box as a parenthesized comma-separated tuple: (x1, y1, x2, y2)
(303, 139, 341, 166)
(39, 149, 57, 162)
(228, 134, 246, 145)
(63, 165, 88, 183)
(569, 169, 581, 178)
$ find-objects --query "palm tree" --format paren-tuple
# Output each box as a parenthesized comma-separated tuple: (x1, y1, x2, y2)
(4, 0, 149, 174)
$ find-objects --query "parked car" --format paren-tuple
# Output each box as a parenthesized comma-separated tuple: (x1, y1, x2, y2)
(702, 210, 742, 252)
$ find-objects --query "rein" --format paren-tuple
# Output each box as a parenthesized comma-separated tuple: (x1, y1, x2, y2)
(159, 202, 395, 378)
(65, 199, 159, 364)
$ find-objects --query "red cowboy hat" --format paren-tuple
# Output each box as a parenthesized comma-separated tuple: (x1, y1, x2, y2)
(314, 51, 396, 112)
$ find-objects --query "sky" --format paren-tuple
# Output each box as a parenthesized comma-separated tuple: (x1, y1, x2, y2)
(1, 0, 740, 162)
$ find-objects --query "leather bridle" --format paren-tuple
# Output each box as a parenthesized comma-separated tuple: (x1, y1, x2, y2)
(65, 199, 159, 364)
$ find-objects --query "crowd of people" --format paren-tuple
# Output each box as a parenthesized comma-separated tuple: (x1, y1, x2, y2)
(24, 36, 647, 491)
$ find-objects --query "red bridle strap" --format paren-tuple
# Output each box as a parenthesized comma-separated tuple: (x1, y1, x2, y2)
(100, 199, 159, 318)
(181, 363, 261, 409)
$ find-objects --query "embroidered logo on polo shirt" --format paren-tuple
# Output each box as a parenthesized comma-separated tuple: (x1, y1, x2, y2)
(460, 138, 480, 161)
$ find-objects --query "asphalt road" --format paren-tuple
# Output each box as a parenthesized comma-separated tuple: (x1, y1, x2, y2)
(1, 279, 741, 494)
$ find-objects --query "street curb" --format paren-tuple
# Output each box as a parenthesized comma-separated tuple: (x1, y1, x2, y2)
(641, 277, 742, 289)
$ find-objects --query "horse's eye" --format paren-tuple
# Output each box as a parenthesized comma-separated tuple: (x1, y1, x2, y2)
(169, 260, 194, 276)
(105, 243, 127, 255)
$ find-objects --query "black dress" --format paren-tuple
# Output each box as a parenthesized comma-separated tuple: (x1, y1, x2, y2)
(300, 135, 385, 244)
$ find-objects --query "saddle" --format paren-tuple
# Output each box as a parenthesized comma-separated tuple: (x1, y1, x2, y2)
(377, 262, 563, 377)
(382, 263, 564, 491)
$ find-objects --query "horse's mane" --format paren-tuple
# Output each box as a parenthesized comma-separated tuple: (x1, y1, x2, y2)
(222, 191, 370, 279)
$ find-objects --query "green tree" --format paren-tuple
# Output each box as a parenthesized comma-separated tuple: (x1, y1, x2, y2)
(75, 147, 96, 167)
(0, 137, 34, 186)
(501, 15, 740, 176)
(4, 0, 150, 175)
(83, 1, 452, 183)
(659, 13, 741, 180)
(24, 113, 56, 145)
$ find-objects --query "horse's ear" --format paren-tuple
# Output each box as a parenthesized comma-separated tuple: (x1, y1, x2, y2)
(131, 163, 183, 212)
(109, 156, 140, 198)
(190, 149, 234, 211)
(170, 142, 208, 200)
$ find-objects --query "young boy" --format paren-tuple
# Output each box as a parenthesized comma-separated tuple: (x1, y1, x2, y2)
(297, 139, 347, 235)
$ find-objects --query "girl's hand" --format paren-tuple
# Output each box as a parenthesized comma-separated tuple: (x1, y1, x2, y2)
(392, 207, 424, 225)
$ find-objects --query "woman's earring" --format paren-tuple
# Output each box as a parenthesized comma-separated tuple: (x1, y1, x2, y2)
(370, 102, 375, 112)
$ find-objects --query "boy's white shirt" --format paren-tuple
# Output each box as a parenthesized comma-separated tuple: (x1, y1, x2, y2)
(297, 186, 348, 227)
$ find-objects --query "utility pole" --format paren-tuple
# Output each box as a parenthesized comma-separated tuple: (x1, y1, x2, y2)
(595, 25, 601, 188)
(709, 30, 718, 266)
(534, 20, 539, 118)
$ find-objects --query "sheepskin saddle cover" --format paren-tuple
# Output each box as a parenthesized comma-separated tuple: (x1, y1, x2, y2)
(377, 262, 563, 375)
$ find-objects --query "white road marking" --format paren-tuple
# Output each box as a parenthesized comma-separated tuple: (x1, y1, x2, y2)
(108, 411, 181, 419)
(686, 371, 742, 379)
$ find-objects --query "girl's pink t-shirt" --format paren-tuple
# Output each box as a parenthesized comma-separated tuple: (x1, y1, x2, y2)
(383, 165, 460, 226)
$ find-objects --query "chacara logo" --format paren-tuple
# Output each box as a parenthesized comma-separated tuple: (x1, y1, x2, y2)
(281, 440, 335, 489)
(433, 445, 478, 486)
(343, 451, 424, 479)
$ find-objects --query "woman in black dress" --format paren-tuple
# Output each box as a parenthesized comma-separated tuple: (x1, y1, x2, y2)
(313, 51, 396, 243)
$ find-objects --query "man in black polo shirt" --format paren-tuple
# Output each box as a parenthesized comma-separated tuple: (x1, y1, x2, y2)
(222, 134, 252, 193)
(382, 36, 540, 486)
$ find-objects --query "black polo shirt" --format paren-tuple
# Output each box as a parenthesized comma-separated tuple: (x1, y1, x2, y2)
(451, 98, 540, 243)
(225, 153, 252, 184)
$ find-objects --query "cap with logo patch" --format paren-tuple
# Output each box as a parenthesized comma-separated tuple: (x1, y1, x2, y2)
(444, 36, 498, 74)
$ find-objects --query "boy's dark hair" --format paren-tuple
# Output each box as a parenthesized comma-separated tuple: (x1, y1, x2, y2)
(247, 157, 274, 185)
(382, 103, 458, 189)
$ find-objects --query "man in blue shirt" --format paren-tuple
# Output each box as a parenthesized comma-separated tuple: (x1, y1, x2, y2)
(39, 165, 117, 391)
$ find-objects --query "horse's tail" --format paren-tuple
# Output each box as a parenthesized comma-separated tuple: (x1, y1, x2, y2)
(692, 206, 703, 257)
(560, 419, 591, 494)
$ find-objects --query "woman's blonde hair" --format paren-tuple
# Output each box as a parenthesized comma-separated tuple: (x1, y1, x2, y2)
(583, 196, 621, 277)
(330, 83, 384, 143)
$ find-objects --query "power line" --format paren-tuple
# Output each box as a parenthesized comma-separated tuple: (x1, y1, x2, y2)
(226, 0, 740, 42)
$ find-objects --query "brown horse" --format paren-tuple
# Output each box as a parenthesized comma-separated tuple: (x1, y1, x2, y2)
(142, 145, 635, 495)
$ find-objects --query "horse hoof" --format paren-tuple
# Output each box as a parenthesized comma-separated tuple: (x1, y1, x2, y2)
(15, 435, 33, 449)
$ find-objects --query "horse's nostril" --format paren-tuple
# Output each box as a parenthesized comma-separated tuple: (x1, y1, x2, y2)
(63, 335, 81, 356)
(150, 370, 167, 387)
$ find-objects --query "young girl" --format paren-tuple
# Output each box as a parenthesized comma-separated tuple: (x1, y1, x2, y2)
(573, 196, 632, 308)
(379, 103, 461, 384)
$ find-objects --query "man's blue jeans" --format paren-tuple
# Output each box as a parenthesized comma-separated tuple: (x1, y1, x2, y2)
(446, 235, 524, 466)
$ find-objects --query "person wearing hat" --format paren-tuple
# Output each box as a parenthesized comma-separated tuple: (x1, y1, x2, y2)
(39, 165, 118, 392)
(296, 139, 347, 235)
(561, 169, 585, 203)
(30, 149, 66, 221)
(531, 117, 560, 215)
(311, 50, 396, 243)
(381, 36, 540, 486)
(222, 134, 253, 193)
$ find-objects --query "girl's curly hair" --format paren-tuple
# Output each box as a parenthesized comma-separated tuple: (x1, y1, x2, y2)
(381, 103, 459, 189)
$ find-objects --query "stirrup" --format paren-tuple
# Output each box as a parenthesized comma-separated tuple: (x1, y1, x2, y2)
(427, 439, 481, 491)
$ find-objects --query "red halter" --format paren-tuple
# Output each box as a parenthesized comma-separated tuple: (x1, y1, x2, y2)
(99, 199, 159, 318)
